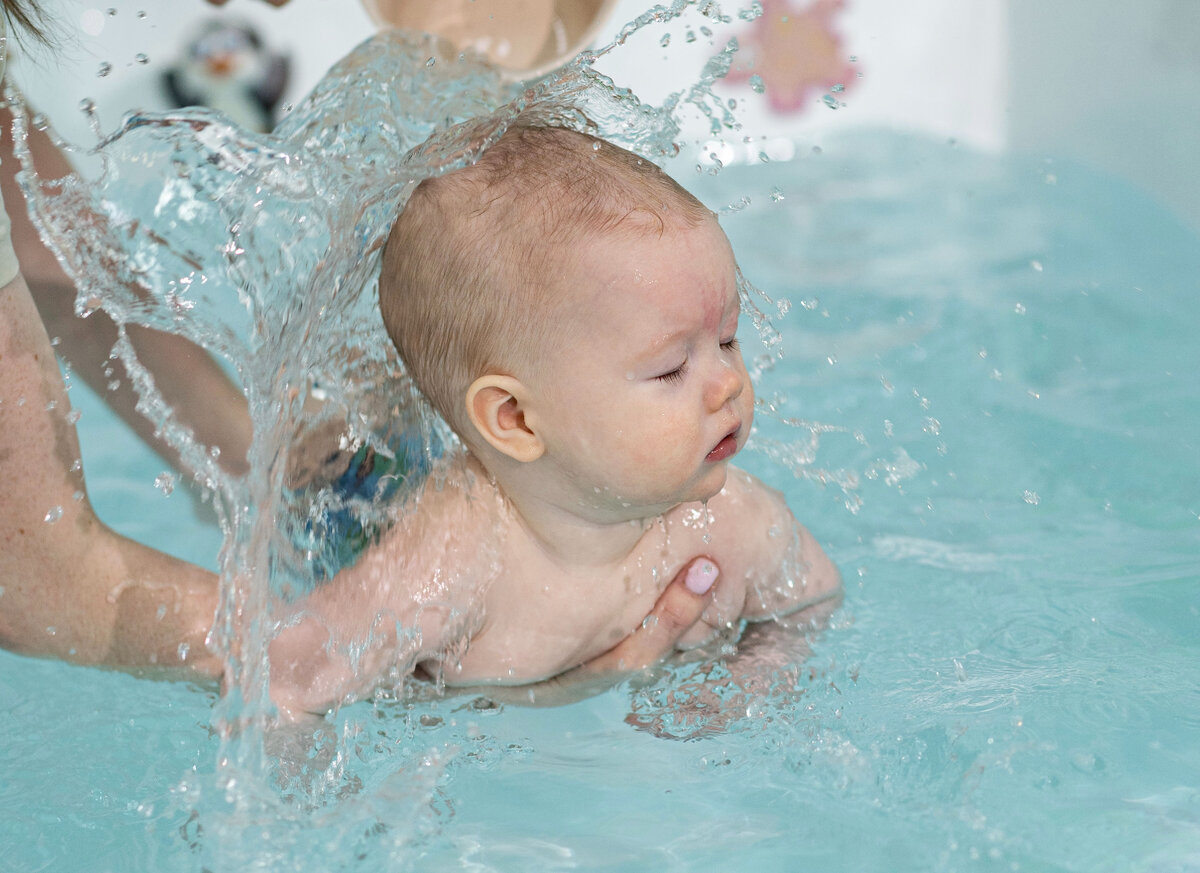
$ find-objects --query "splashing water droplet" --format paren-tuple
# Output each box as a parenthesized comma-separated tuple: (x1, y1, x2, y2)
(822, 94, 840, 110)
(96, 62, 112, 78)
(749, 75, 765, 94)
(44, 506, 64, 524)
(740, 2, 765, 21)
(659, 33, 671, 48)
(770, 186, 784, 203)
(134, 53, 149, 65)
(1023, 490, 1041, 506)
(155, 472, 176, 496)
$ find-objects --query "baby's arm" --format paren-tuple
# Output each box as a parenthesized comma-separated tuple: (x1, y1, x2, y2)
(706, 467, 842, 624)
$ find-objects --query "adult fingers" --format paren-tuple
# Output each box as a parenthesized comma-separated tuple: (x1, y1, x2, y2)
(580, 557, 719, 675)
(470, 558, 720, 707)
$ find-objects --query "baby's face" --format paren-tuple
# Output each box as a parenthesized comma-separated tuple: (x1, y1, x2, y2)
(524, 215, 754, 519)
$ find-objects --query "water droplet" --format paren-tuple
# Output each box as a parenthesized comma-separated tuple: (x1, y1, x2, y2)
(685, 28, 697, 43)
(953, 658, 967, 681)
(748, 74, 765, 94)
(659, 33, 671, 48)
(106, 7, 117, 16)
(154, 472, 176, 496)
(136, 10, 147, 19)
(831, 83, 845, 93)
(1030, 260, 1043, 272)
(822, 94, 840, 110)
(96, 61, 112, 78)
(1014, 302, 1026, 315)
(1023, 490, 1040, 506)
(44, 506, 64, 524)
(739, 2, 764, 21)
(134, 53, 149, 65)
(770, 186, 784, 203)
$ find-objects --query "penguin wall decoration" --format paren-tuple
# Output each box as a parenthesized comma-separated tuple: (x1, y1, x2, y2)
(162, 19, 291, 133)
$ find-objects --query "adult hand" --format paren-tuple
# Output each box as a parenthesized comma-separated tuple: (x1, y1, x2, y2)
(469, 557, 722, 707)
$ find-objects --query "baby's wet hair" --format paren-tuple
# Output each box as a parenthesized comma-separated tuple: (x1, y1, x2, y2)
(380, 125, 712, 434)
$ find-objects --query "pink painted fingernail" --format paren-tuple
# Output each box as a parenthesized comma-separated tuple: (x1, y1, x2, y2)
(685, 560, 718, 595)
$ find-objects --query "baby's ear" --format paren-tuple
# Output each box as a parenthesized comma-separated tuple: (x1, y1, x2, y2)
(464, 375, 545, 463)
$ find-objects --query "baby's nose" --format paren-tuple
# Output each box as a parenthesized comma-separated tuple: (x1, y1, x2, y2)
(706, 358, 744, 411)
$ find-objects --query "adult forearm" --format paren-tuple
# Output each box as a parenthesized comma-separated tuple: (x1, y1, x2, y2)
(1, 273, 221, 675)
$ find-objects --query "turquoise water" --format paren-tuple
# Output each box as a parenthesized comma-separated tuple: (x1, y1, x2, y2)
(3, 126, 1197, 870)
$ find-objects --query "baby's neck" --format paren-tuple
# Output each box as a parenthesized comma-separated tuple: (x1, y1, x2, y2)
(464, 453, 665, 569)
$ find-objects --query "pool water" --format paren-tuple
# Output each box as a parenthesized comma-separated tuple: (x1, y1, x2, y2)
(3, 129, 1199, 871)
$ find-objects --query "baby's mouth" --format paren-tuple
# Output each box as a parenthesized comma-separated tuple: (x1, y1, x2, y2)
(705, 427, 740, 463)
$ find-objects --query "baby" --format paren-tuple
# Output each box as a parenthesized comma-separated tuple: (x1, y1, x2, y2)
(269, 125, 840, 715)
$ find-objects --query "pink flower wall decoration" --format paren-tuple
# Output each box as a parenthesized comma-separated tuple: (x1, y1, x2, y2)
(726, 0, 857, 115)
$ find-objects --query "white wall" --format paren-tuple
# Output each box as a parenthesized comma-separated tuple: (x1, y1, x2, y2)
(10, 0, 1198, 229)
(594, 0, 1009, 151)
(9, 0, 374, 155)
(1007, 0, 1200, 230)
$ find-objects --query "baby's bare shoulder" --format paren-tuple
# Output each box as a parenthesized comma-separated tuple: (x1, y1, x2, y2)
(691, 466, 840, 619)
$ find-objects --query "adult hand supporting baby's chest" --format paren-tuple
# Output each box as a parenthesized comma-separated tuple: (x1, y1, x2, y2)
(449, 556, 724, 706)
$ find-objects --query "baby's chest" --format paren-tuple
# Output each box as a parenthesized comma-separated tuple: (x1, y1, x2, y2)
(446, 556, 672, 685)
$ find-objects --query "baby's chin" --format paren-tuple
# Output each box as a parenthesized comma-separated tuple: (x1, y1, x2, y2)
(682, 463, 730, 506)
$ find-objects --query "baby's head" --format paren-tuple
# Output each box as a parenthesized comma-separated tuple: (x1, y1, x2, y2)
(380, 125, 711, 436)
(381, 125, 753, 513)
